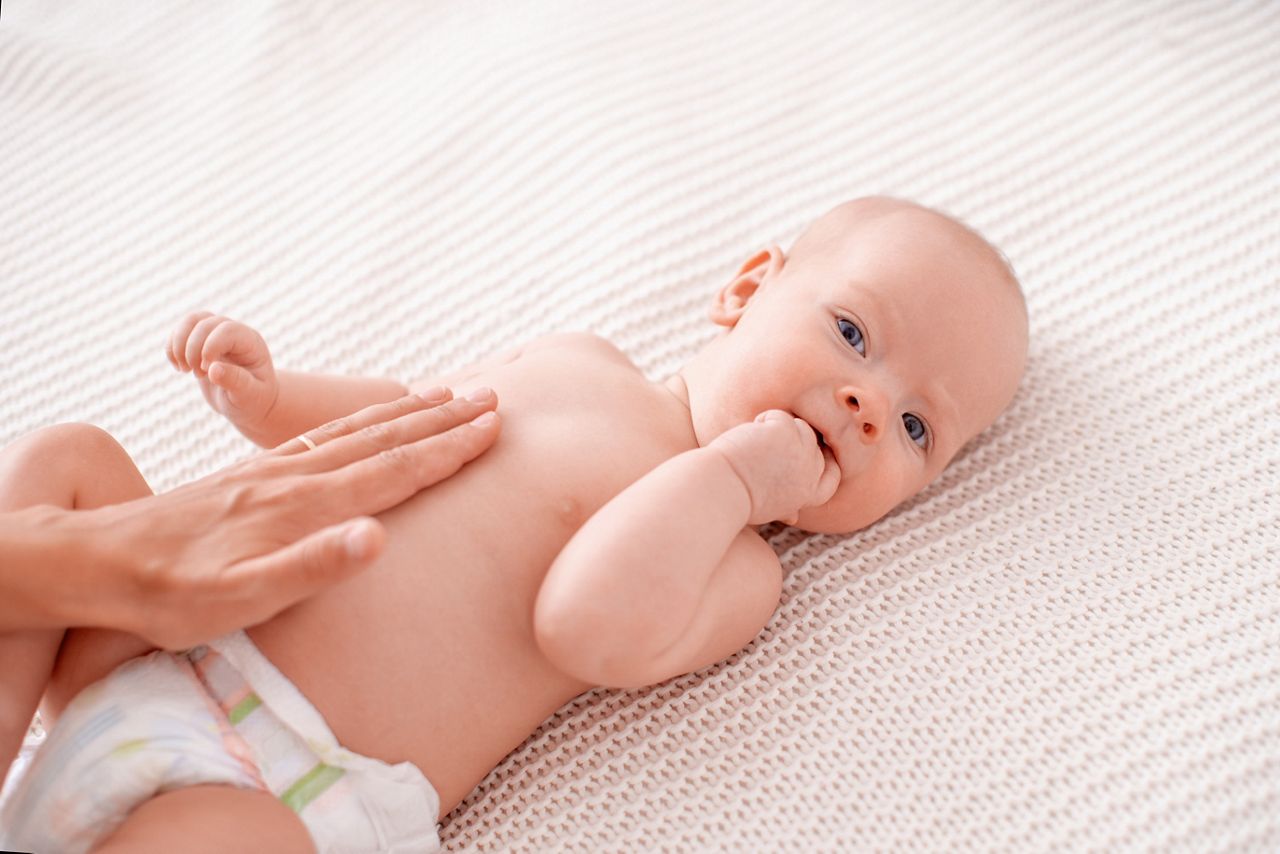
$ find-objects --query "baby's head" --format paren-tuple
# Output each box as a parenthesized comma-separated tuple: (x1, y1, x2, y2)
(677, 197, 1028, 533)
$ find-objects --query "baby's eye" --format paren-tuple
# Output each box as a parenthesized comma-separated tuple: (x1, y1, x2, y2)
(837, 318, 865, 355)
(903, 413, 929, 449)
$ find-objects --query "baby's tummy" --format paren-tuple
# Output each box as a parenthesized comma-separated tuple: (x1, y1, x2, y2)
(245, 440, 592, 802)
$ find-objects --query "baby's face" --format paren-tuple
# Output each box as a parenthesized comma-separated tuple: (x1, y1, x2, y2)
(687, 198, 1028, 533)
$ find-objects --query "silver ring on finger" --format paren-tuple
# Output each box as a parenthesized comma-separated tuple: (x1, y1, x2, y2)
(297, 434, 318, 451)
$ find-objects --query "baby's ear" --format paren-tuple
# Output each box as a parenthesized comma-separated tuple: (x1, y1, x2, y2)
(709, 244, 785, 327)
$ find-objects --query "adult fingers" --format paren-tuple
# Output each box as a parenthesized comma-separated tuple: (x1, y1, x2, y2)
(323, 404, 501, 519)
(271, 389, 452, 457)
(216, 517, 387, 632)
(293, 391, 498, 475)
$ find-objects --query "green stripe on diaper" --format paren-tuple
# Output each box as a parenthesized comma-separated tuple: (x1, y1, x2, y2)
(281, 763, 346, 813)
(228, 692, 262, 724)
(111, 738, 149, 757)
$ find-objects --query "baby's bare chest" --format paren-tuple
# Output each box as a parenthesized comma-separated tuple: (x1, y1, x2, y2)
(252, 343, 691, 691)
(420, 346, 692, 559)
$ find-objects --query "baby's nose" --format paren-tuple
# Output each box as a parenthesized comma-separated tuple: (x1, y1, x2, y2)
(840, 387, 885, 444)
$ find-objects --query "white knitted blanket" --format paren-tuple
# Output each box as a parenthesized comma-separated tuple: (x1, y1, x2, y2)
(2, 1, 1277, 850)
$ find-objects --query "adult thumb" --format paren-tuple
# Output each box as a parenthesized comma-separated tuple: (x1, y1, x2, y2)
(233, 518, 386, 617)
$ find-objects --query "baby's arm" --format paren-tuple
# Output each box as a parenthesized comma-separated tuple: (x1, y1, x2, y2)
(245, 370, 409, 448)
(534, 411, 840, 689)
(169, 312, 408, 448)
(169, 313, 548, 448)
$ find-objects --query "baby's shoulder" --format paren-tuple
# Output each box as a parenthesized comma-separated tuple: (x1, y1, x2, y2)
(526, 331, 635, 368)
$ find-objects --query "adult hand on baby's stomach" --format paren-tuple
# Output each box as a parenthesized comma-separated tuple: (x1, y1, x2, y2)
(167, 311, 279, 432)
(89, 389, 499, 648)
(709, 410, 841, 526)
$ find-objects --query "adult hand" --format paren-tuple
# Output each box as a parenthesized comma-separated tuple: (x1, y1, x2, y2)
(8, 389, 498, 647)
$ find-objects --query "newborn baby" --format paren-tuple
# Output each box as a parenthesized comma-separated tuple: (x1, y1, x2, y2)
(1, 197, 1028, 852)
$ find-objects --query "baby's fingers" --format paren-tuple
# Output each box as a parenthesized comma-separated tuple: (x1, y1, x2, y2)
(208, 361, 253, 402)
(811, 445, 842, 506)
(201, 320, 261, 374)
(186, 315, 227, 378)
(169, 310, 214, 371)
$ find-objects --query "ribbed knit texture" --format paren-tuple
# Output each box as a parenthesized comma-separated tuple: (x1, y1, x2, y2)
(2, 1, 1277, 850)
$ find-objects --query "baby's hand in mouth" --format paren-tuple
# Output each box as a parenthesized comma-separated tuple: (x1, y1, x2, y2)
(807, 427, 842, 507)
(793, 415, 841, 497)
(708, 411, 842, 525)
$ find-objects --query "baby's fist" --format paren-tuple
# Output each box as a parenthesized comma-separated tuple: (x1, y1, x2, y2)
(709, 410, 841, 526)
(167, 312, 278, 429)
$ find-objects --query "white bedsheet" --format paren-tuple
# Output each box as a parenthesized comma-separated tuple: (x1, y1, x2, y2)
(2, 1, 1277, 849)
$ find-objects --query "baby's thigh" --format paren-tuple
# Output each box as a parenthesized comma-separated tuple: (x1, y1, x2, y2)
(20, 425, 163, 720)
(92, 784, 314, 854)
(44, 628, 157, 722)
(0, 422, 152, 510)
(0, 423, 161, 720)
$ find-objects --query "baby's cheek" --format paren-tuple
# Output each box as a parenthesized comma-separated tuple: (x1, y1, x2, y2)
(797, 486, 872, 534)
(802, 463, 925, 533)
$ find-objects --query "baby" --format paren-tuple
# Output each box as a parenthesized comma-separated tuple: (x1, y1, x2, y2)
(0, 197, 1028, 852)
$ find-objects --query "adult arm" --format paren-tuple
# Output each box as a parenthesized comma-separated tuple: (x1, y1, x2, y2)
(0, 389, 499, 647)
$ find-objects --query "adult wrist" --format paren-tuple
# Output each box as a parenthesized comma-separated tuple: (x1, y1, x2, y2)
(51, 503, 144, 632)
(0, 505, 117, 630)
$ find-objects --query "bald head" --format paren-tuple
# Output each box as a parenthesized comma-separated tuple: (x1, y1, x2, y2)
(790, 196, 1026, 327)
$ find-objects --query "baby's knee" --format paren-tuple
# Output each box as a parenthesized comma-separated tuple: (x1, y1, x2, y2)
(7, 422, 127, 470)
(0, 423, 140, 509)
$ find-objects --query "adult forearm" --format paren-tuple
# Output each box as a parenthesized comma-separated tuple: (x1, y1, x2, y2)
(244, 370, 409, 447)
(535, 447, 751, 657)
(0, 506, 114, 632)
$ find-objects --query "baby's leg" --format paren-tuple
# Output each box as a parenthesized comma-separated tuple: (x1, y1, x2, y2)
(92, 785, 313, 853)
(0, 423, 156, 773)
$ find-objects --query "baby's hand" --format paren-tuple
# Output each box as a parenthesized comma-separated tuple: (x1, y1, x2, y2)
(708, 410, 842, 525)
(167, 312, 279, 431)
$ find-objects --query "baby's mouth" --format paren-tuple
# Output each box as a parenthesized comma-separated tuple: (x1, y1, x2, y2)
(797, 415, 837, 465)
(816, 429, 838, 466)
(803, 420, 842, 474)
(788, 411, 838, 467)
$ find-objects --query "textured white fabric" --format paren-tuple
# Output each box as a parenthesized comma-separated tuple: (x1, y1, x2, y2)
(2, 1, 1278, 850)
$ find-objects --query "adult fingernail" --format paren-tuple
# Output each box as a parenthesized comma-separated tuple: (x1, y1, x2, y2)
(416, 386, 447, 403)
(344, 521, 377, 559)
(473, 411, 497, 427)
(467, 386, 493, 402)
